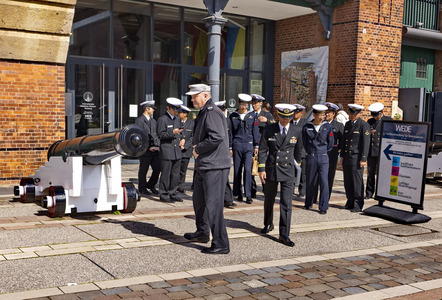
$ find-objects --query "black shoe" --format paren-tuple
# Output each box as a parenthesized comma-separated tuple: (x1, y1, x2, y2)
(351, 207, 362, 213)
(279, 235, 295, 247)
(261, 224, 274, 234)
(139, 188, 151, 196)
(343, 205, 353, 210)
(201, 247, 230, 254)
(172, 196, 183, 202)
(235, 195, 243, 202)
(303, 205, 312, 210)
(298, 193, 305, 198)
(319, 210, 327, 214)
(246, 197, 253, 204)
(184, 232, 210, 243)
(177, 188, 185, 193)
(148, 187, 159, 195)
(160, 197, 174, 203)
(224, 202, 237, 209)
(365, 194, 372, 199)
(251, 192, 257, 198)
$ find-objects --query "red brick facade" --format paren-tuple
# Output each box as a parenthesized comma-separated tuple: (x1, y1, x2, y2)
(0, 61, 65, 184)
(274, 0, 404, 118)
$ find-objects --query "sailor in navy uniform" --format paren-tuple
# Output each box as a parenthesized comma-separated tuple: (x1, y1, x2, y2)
(135, 100, 161, 196)
(177, 105, 194, 193)
(258, 104, 302, 247)
(292, 104, 307, 195)
(302, 104, 334, 214)
(324, 102, 344, 199)
(366, 102, 392, 199)
(229, 93, 259, 204)
(341, 104, 370, 212)
(157, 97, 184, 203)
(250, 94, 274, 197)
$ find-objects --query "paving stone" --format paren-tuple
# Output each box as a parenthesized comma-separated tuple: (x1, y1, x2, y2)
(226, 277, 243, 283)
(325, 289, 349, 297)
(279, 264, 302, 270)
(303, 284, 333, 293)
(247, 287, 270, 294)
(368, 283, 388, 290)
(207, 280, 228, 286)
(286, 287, 311, 296)
(50, 295, 80, 300)
(242, 269, 267, 275)
(244, 279, 268, 288)
(253, 294, 278, 300)
(166, 291, 193, 299)
(337, 274, 356, 280)
(188, 277, 208, 283)
(342, 287, 367, 294)
(149, 281, 172, 289)
(265, 285, 287, 292)
(308, 292, 333, 300)
(227, 289, 251, 298)
(282, 274, 304, 282)
(102, 287, 132, 296)
(186, 283, 209, 289)
(118, 291, 148, 298)
(268, 290, 293, 299)
(168, 279, 192, 286)
(166, 285, 189, 292)
(283, 281, 305, 289)
(227, 282, 250, 291)
(325, 281, 350, 289)
(76, 290, 105, 299)
(262, 267, 284, 273)
(208, 286, 232, 294)
(299, 272, 322, 279)
(205, 274, 227, 281)
(205, 294, 231, 300)
(94, 296, 119, 300)
(261, 277, 289, 285)
(261, 272, 284, 279)
(341, 278, 365, 286)
(143, 288, 168, 295)
(187, 288, 214, 297)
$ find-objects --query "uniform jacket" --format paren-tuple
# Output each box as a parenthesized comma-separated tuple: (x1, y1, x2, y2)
(193, 98, 231, 170)
(229, 110, 259, 149)
(179, 119, 194, 159)
(302, 122, 334, 159)
(330, 119, 344, 156)
(341, 118, 370, 165)
(253, 110, 275, 134)
(367, 115, 392, 157)
(258, 123, 303, 182)
(157, 112, 183, 160)
(135, 115, 160, 157)
(292, 118, 307, 158)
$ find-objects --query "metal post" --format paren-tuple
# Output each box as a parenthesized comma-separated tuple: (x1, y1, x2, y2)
(205, 15, 227, 102)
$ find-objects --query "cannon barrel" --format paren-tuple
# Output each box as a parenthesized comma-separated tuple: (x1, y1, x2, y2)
(47, 124, 148, 165)
(429, 142, 442, 156)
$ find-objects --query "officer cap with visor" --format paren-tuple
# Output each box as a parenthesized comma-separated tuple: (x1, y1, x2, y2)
(312, 104, 328, 114)
(214, 100, 227, 110)
(166, 97, 183, 110)
(140, 100, 156, 108)
(251, 94, 265, 101)
(238, 93, 252, 103)
(368, 102, 384, 117)
(178, 105, 191, 113)
(324, 102, 339, 112)
(185, 84, 211, 95)
(294, 104, 306, 112)
(348, 103, 364, 114)
(275, 103, 296, 119)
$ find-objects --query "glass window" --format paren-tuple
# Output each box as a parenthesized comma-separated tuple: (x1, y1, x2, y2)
(113, 0, 151, 61)
(223, 15, 247, 70)
(154, 5, 180, 63)
(416, 57, 427, 79)
(220, 74, 244, 112)
(70, 0, 111, 58)
(153, 65, 181, 117)
(250, 72, 264, 97)
(250, 19, 265, 71)
(184, 9, 208, 66)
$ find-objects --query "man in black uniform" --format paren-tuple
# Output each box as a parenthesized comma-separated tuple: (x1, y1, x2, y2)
(292, 104, 307, 196)
(251, 94, 274, 197)
(302, 104, 334, 214)
(136, 100, 161, 196)
(341, 104, 370, 212)
(157, 97, 184, 203)
(258, 104, 303, 247)
(215, 100, 236, 209)
(366, 102, 392, 199)
(324, 102, 344, 199)
(177, 105, 194, 193)
(184, 84, 231, 254)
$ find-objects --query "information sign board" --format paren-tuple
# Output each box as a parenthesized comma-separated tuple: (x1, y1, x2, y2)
(376, 120, 430, 209)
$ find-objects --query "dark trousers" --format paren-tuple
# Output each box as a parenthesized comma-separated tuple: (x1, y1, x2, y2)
(159, 158, 181, 200)
(343, 163, 365, 209)
(305, 154, 329, 211)
(138, 153, 161, 191)
(328, 148, 339, 198)
(366, 156, 378, 197)
(297, 157, 307, 195)
(193, 168, 230, 249)
(263, 179, 294, 237)
(232, 144, 253, 197)
(179, 157, 191, 191)
(224, 180, 234, 205)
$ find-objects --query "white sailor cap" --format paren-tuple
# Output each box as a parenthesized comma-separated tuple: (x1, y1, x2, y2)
(324, 102, 339, 111)
(251, 94, 265, 101)
(312, 104, 328, 113)
(140, 100, 156, 107)
(368, 102, 384, 112)
(294, 104, 305, 111)
(348, 103, 364, 114)
(178, 105, 191, 113)
(185, 84, 211, 95)
(238, 93, 252, 102)
(275, 103, 296, 119)
(166, 97, 183, 109)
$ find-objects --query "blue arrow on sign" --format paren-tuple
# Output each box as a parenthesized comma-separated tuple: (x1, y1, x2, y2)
(383, 144, 423, 160)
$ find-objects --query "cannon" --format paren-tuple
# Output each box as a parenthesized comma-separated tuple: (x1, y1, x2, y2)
(14, 124, 148, 217)
(427, 142, 442, 179)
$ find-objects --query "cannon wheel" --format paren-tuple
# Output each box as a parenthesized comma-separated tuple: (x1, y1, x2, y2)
(19, 178, 35, 203)
(47, 186, 66, 218)
(122, 182, 138, 213)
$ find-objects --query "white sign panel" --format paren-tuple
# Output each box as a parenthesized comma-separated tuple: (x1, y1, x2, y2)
(377, 121, 429, 208)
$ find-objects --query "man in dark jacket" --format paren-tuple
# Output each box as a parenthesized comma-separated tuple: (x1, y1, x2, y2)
(341, 104, 370, 212)
(184, 84, 231, 254)
(258, 104, 303, 247)
(366, 102, 392, 199)
(157, 97, 184, 203)
(135, 100, 161, 196)
(177, 105, 194, 193)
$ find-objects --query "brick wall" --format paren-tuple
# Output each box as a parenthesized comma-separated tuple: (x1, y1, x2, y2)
(274, 0, 404, 119)
(0, 61, 65, 184)
(434, 5, 442, 92)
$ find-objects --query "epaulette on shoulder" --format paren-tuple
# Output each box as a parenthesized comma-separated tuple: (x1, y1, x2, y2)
(208, 106, 214, 111)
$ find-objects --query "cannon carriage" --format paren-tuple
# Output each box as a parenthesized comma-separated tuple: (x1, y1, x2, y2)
(14, 125, 148, 217)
